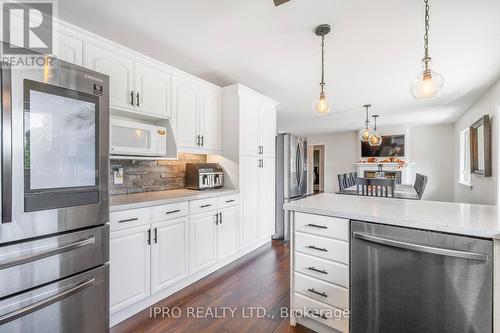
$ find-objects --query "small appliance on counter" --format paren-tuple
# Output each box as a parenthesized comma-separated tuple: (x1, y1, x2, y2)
(186, 163, 224, 190)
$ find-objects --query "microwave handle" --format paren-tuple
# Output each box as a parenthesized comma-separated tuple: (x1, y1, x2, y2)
(1, 62, 12, 223)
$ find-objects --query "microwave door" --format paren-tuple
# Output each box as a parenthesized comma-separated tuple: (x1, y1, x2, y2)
(0, 56, 109, 245)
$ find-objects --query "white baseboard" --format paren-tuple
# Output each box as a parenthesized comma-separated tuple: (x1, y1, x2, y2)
(110, 237, 273, 327)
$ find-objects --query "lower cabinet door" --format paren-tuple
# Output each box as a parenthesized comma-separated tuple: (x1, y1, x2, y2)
(110, 225, 150, 313)
(190, 211, 218, 273)
(240, 156, 261, 249)
(151, 218, 188, 294)
(260, 157, 275, 239)
(217, 206, 239, 260)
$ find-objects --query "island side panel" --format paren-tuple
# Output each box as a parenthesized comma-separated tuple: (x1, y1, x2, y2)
(495, 239, 500, 333)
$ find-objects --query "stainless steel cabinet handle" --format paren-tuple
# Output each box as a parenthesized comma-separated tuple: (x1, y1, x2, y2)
(219, 212, 222, 225)
(201, 204, 212, 208)
(307, 310, 328, 320)
(118, 218, 138, 223)
(261, 145, 264, 155)
(308, 288, 327, 298)
(307, 245, 328, 252)
(307, 266, 328, 274)
(154, 228, 158, 244)
(307, 223, 327, 229)
(201, 135, 204, 147)
(136, 92, 140, 107)
(147, 229, 151, 245)
(196, 135, 200, 146)
(166, 209, 180, 215)
(0, 236, 95, 270)
(225, 199, 235, 203)
(130, 90, 134, 105)
(215, 213, 219, 225)
(352, 232, 489, 261)
(2, 64, 12, 223)
(0, 277, 95, 325)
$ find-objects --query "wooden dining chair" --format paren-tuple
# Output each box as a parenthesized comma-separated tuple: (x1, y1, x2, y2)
(357, 178, 395, 197)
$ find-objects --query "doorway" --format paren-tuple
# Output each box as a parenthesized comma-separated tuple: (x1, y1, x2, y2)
(307, 144, 325, 194)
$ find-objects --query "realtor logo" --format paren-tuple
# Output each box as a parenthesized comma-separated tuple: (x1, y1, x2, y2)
(2, 2, 53, 54)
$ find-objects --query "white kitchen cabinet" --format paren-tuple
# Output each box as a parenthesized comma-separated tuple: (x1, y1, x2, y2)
(239, 94, 262, 156)
(110, 225, 151, 313)
(260, 104, 277, 157)
(199, 88, 222, 151)
(172, 75, 200, 150)
(189, 211, 218, 274)
(151, 217, 188, 294)
(239, 156, 261, 249)
(260, 157, 275, 238)
(217, 206, 239, 260)
(172, 76, 222, 153)
(56, 30, 82, 65)
(134, 61, 171, 118)
(84, 42, 134, 111)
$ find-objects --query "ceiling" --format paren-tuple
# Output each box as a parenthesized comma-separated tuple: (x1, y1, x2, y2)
(59, 0, 500, 135)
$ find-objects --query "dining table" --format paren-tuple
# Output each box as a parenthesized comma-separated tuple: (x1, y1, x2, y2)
(340, 183, 420, 200)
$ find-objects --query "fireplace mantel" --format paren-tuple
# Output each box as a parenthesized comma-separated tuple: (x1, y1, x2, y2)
(354, 162, 415, 184)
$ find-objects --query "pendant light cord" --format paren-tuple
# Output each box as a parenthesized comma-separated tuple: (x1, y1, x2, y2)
(320, 35, 325, 93)
(423, 0, 431, 69)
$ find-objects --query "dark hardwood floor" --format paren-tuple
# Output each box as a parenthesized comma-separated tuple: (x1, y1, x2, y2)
(111, 240, 314, 333)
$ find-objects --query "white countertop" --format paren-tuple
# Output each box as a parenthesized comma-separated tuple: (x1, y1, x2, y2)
(110, 188, 239, 212)
(283, 193, 500, 239)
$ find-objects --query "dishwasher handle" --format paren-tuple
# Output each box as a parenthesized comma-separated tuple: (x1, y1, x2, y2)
(352, 232, 488, 261)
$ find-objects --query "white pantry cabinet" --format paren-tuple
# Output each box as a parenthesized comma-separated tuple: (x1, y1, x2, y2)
(110, 225, 151, 313)
(260, 157, 276, 237)
(189, 211, 218, 274)
(239, 156, 262, 248)
(172, 76, 222, 153)
(151, 217, 188, 294)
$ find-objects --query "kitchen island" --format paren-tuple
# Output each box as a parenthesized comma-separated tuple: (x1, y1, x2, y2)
(284, 193, 500, 333)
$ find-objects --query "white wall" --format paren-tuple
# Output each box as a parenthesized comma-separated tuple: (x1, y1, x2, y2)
(307, 131, 359, 193)
(410, 124, 454, 202)
(453, 79, 500, 205)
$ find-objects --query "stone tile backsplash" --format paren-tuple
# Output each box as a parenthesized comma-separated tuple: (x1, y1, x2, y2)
(110, 153, 207, 195)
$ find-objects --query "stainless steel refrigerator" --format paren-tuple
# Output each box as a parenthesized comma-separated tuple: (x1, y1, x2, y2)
(0, 43, 109, 332)
(274, 133, 307, 241)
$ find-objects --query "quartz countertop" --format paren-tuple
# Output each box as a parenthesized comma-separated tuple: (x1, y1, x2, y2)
(283, 193, 500, 239)
(110, 188, 239, 212)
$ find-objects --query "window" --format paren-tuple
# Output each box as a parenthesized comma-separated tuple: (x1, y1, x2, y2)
(459, 128, 471, 185)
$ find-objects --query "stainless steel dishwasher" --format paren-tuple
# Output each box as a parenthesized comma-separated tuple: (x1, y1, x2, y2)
(351, 220, 493, 333)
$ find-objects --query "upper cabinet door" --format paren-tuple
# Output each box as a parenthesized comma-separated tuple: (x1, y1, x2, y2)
(172, 76, 200, 150)
(56, 31, 83, 66)
(84, 42, 134, 111)
(134, 61, 171, 118)
(260, 104, 277, 157)
(199, 88, 221, 152)
(239, 95, 261, 156)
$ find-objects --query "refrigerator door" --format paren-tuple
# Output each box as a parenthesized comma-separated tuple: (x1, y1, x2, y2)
(0, 49, 109, 245)
(285, 134, 307, 199)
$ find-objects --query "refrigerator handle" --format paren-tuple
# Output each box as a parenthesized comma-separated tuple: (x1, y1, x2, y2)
(1, 63, 12, 223)
(297, 141, 304, 190)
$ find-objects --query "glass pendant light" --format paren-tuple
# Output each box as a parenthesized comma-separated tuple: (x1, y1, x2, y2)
(410, 0, 444, 99)
(312, 24, 333, 114)
(359, 104, 375, 142)
(368, 115, 382, 147)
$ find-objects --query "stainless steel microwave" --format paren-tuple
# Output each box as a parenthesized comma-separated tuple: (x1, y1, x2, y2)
(110, 118, 167, 157)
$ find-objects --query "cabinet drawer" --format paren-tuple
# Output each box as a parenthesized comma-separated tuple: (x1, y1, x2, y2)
(294, 252, 348, 288)
(152, 202, 188, 222)
(189, 197, 219, 215)
(110, 208, 151, 231)
(294, 232, 348, 264)
(218, 194, 239, 208)
(294, 213, 348, 241)
(294, 272, 348, 310)
(293, 292, 349, 333)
